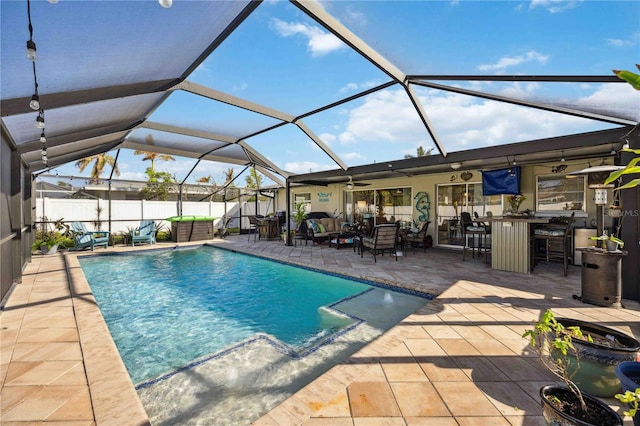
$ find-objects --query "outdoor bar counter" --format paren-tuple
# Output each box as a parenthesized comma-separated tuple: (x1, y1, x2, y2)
(484, 216, 549, 273)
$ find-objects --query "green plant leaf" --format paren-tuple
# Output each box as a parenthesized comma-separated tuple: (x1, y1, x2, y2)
(615, 178, 640, 190)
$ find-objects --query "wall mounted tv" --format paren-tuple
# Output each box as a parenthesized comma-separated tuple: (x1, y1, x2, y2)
(482, 167, 521, 196)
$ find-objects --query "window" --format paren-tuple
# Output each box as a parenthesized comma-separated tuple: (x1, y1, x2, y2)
(293, 193, 311, 212)
(536, 175, 585, 212)
(345, 187, 412, 226)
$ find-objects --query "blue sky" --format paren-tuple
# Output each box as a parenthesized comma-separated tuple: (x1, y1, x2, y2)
(48, 0, 640, 187)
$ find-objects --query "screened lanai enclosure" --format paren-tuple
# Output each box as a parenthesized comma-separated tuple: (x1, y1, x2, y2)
(1, 0, 639, 301)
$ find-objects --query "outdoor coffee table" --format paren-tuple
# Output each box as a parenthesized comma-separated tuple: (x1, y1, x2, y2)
(328, 232, 356, 249)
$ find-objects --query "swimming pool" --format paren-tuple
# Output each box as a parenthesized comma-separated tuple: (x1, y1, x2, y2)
(79, 245, 432, 424)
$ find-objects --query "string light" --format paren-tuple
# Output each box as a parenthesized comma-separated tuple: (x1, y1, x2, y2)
(29, 93, 40, 110)
(561, 150, 565, 162)
(622, 139, 630, 150)
(26, 0, 48, 165)
(35, 109, 45, 128)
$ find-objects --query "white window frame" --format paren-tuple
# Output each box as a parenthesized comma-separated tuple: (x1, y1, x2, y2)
(536, 174, 586, 214)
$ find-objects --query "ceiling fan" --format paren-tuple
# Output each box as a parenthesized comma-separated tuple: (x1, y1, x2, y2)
(345, 176, 370, 189)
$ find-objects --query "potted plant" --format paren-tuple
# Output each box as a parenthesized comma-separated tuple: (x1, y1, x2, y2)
(293, 202, 307, 228)
(616, 389, 640, 425)
(590, 232, 625, 252)
(523, 309, 626, 425)
(615, 369, 640, 426)
(506, 194, 526, 214)
(32, 218, 72, 255)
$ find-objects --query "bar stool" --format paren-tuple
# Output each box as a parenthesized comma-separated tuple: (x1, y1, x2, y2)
(461, 212, 490, 262)
(532, 212, 575, 276)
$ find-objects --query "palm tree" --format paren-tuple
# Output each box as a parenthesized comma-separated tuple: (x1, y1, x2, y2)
(404, 145, 434, 159)
(224, 168, 235, 187)
(134, 135, 176, 173)
(245, 167, 263, 190)
(197, 175, 215, 185)
(75, 153, 120, 184)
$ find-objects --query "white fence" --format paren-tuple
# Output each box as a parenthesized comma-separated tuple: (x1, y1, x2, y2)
(36, 198, 275, 234)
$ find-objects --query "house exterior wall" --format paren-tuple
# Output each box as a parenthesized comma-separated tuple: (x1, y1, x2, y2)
(280, 159, 609, 227)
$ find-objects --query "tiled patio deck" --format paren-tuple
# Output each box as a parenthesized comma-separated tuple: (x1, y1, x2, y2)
(1, 236, 638, 425)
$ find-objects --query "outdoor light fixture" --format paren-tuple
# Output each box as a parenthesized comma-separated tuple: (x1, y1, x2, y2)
(29, 93, 40, 110)
(450, 162, 462, 170)
(35, 111, 45, 128)
(346, 176, 355, 190)
(158, 0, 173, 8)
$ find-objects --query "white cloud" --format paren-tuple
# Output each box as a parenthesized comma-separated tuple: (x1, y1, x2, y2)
(271, 18, 345, 57)
(606, 38, 635, 48)
(335, 84, 621, 155)
(284, 160, 335, 174)
(233, 82, 248, 92)
(318, 133, 336, 146)
(339, 79, 383, 93)
(575, 83, 640, 121)
(341, 152, 365, 161)
(118, 171, 147, 181)
(478, 51, 549, 73)
(338, 89, 428, 145)
(529, 0, 581, 14)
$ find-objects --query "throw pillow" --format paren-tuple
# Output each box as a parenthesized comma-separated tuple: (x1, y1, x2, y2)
(317, 223, 326, 233)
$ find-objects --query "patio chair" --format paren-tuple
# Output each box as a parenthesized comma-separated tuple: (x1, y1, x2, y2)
(247, 216, 259, 241)
(360, 224, 399, 262)
(131, 220, 156, 246)
(404, 221, 432, 253)
(70, 221, 109, 251)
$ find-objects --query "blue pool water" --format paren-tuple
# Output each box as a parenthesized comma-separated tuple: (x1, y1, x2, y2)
(79, 246, 376, 383)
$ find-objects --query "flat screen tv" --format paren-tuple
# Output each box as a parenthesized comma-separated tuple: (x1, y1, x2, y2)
(482, 167, 521, 196)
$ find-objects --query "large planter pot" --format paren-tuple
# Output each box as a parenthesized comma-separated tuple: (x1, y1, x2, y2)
(540, 385, 622, 425)
(615, 362, 640, 426)
(556, 318, 640, 397)
(40, 243, 59, 255)
(616, 361, 640, 392)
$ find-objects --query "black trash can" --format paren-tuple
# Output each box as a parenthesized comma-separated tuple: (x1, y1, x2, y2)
(579, 250, 626, 308)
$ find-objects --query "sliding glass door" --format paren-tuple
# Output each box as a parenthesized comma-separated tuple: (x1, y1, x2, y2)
(435, 182, 502, 247)
(345, 187, 412, 234)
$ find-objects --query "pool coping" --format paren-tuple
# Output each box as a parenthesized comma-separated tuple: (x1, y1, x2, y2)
(65, 252, 151, 425)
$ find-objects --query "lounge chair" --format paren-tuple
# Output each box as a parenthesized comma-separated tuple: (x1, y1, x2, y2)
(70, 221, 109, 251)
(131, 220, 156, 246)
(360, 224, 399, 262)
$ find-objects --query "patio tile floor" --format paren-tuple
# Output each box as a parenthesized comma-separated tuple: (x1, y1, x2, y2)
(1, 235, 638, 425)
